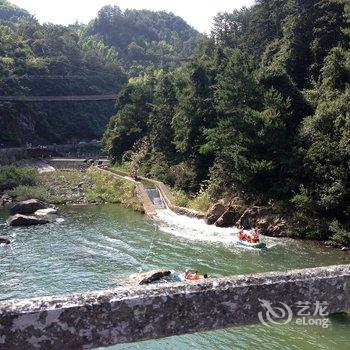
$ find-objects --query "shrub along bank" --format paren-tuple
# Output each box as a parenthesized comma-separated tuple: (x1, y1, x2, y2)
(0, 166, 143, 211)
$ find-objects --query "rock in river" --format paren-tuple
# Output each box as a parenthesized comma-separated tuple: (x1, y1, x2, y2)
(125, 270, 172, 285)
(205, 202, 226, 225)
(138, 270, 171, 285)
(0, 236, 11, 244)
(7, 214, 50, 227)
(10, 199, 48, 215)
(215, 208, 242, 227)
(35, 208, 58, 216)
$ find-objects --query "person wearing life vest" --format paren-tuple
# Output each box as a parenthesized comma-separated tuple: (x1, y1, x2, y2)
(252, 228, 260, 243)
(184, 270, 209, 281)
(238, 229, 245, 241)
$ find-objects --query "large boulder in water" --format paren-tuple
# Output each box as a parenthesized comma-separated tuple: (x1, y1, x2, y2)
(138, 270, 171, 285)
(215, 207, 243, 227)
(205, 202, 226, 225)
(125, 270, 172, 285)
(7, 214, 50, 227)
(261, 218, 286, 237)
(236, 206, 271, 229)
(0, 236, 11, 244)
(10, 199, 48, 215)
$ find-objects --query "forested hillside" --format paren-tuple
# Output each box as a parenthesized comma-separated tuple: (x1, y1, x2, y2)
(84, 6, 202, 75)
(0, 1, 200, 146)
(104, 0, 350, 246)
(0, 0, 125, 145)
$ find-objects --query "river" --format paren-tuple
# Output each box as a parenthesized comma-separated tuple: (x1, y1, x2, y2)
(1, 204, 350, 349)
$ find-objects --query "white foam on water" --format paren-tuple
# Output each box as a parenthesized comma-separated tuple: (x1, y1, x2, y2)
(155, 208, 239, 244)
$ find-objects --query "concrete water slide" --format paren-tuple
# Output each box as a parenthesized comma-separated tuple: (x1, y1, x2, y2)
(95, 169, 204, 218)
(97, 168, 204, 218)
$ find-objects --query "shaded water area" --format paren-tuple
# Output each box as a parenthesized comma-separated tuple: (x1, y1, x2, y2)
(1, 204, 350, 349)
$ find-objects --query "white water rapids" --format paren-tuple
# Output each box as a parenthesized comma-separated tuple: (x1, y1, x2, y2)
(155, 208, 240, 244)
(148, 188, 277, 248)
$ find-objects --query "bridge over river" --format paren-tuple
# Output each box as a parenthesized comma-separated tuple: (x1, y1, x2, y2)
(0, 264, 349, 349)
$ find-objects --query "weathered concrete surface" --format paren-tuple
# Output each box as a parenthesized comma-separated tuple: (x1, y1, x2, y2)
(48, 159, 89, 170)
(135, 182, 157, 216)
(0, 264, 350, 350)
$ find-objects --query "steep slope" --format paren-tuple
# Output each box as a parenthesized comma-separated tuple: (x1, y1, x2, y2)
(0, 1, 125, 146)
(0, 1, 202, 146)
(103, 0, 350, 246)
(0, 0, 32, 22)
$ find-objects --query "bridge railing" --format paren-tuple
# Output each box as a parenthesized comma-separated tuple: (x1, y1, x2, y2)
(1, 264, 349, 350)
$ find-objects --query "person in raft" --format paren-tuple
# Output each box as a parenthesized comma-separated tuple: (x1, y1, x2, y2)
(237, 228, 260, 243)
(184, 270, 208, 281)
(252, 228, 260, 243)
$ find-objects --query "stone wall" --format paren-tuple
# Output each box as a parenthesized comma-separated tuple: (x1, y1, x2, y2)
(0, 264, 349, 350)
(0, 142, 104, 166)
(48, 159, 109, 170)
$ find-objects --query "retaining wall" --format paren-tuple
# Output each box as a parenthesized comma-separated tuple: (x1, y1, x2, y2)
(94, 168, 156, 216)
(48, 159, 109, 170)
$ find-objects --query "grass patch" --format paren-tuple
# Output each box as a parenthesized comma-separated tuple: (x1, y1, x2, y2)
(0, 166, 38, 192)
(39, 171, 93, 204)
(112, 163, 132, 173)
(172, 189, 211, 213)
(8, 185, 50, 202)
(86, 168, 143, 212)
(1, 167, 145, 212)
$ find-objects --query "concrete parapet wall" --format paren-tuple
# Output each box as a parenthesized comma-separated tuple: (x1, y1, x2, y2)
(135, 182, 157, 216)
(0, 264, 349, 350)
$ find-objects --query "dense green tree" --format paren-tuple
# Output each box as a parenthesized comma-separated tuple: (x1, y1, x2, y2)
(0, 0, 32, 22)
(102, 0, 350, 247)
(291, 47, 350, 242)
(103, 75, 154, 162)
(85, 6, 201, 74)
(148, 73, 177, 160)
(0, 1, 200, 146)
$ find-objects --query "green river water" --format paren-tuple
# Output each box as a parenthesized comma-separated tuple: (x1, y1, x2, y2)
(1, 204, 350, 349)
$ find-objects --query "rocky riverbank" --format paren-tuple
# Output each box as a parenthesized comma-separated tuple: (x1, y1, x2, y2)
(205, 198, 285, 237)
(40, 171, 96, 205)
(0, 167, 143, 213)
